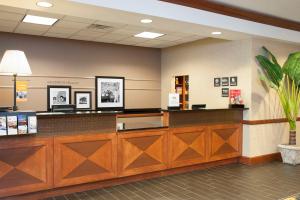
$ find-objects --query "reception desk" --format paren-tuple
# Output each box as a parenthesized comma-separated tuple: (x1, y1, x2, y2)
(0, 108, 246, 199)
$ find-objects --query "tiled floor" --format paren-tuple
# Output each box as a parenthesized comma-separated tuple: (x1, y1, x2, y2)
(44, 162, 300, 200)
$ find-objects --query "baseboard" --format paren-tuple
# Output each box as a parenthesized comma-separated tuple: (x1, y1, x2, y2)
(239, 152, 282, 165)
(2, 158, 238, 200)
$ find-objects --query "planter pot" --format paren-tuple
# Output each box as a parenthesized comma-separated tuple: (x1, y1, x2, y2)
(278, 144, 300, 165)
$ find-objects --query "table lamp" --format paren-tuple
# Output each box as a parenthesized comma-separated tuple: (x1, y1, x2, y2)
(0, 50, 32, 111)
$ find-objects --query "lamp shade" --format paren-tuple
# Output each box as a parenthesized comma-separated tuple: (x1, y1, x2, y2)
(0, 50, 32, 75)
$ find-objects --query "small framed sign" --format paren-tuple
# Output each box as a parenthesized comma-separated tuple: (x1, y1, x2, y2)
(230, 76, 238, 86)
(214, 78, 221, 87)
(222, 88, 229, 97)
(75, 91, 92, 110)
(221, 77, 229, 86)
(47, 85, 71, 111)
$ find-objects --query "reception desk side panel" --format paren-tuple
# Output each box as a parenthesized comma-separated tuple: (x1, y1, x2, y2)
(53, 133, 117, 188)
(0, 136, 53, 198)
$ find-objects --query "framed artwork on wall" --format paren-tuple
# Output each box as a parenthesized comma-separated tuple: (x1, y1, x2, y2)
(221, 77, 229, 86)
(47, 85, 71, 111)
(222, 88, 229, 97)
(95, 76, 125, 111)
(214, 78, 221, 87)
(74, 91, 92, 110)
(230, 76, 238, 86)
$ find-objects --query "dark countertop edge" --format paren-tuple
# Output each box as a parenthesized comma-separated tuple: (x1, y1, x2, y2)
(163, 108, 249, 112)
(117, 126, 169, 132)
(36, 111, 122, 117)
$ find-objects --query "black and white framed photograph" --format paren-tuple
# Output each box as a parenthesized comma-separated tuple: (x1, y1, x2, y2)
(47, 85, 71, 111)
(95, 76, 125, 111)
(214, 78, 221, 87)
(230, 76, 238, 86)
(222, 88, 229, 97)
(221, 77, 229, 86)
(75, 91, 92, 110)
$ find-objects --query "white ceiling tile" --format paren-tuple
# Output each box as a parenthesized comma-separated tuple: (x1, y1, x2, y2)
(16, 23, 50, 31)
(0, 5, 26, 14)
(14, 29, 45, 36)
(121, 36, 150, 44)
(0, 11, 24, 22)
(100, 33, 130, 41)
(0, 26, 15, 32)
(0, 19, 19, 28)
(75, 29, 106, 37)
(47, 27, 80, 34)
(157, 34, 183, 42)
(44, 32, 70, 38)
(54, 20, 90, 29)
(62, 16, 96, 24)
(27, 10, 63, 19)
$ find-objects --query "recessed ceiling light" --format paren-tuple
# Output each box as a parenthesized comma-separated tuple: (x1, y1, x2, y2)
(22, 14, 58, 26)
(141, 19, 152, 24)
(36, 1, 53, 8)
(212, 31, 222, 35)
(134, 31, 164, 39)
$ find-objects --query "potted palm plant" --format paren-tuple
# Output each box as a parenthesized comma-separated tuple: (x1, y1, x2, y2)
(256, 47, 300, 165)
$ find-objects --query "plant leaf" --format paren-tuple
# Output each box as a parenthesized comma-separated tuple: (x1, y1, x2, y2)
(282, 52, 300, 85)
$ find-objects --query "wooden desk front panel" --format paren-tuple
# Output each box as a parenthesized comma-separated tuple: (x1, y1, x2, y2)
(53, 133, 117, 187)
(169, 126, 208, 168)
(117, 129, 168, 177)
(0, 137, 53, 198)
(208, 124, 242, 162)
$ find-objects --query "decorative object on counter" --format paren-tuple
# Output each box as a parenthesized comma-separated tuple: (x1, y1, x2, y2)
(256, 46, 300, 165)
(214, 77, 221, 87)
(221, 88, 229, 97)
(74, 91, 92, 110)
(95, 76, 125, 111)
(221, 77, 229, 86)
(0, 50, 32, 111)
(47, 85, 71, 111)
(174, 75, 189, 109)
(168, 93, 180, 108)
(16, 81, 28, 102)
(229, 89, 243, 105)
(230, 76, 238, 86)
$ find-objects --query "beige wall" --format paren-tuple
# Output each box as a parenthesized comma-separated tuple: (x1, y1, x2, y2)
(243, 38, 300, 157)
(161, 37, 300, 158)
(0, 32, 161, 111)
(161, 38, 252, 111)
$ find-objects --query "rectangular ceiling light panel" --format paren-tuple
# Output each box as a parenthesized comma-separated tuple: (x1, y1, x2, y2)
(134, 31, 164, 39)
(23, 15, 58, 26)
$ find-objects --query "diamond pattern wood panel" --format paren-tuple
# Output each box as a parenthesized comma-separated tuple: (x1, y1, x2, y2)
(54, 133, 117, 187)
(118, 129, 168, 177)
(169, 126, 208, 168)
(0, 137, 53, 198)
(209, 124, 242, 161)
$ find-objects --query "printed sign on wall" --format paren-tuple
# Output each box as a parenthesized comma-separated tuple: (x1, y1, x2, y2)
(16, 81, 28, 102)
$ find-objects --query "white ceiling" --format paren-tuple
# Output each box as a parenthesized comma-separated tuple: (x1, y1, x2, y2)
(212, 0, 300, 22)
(0, 4, 208, 48)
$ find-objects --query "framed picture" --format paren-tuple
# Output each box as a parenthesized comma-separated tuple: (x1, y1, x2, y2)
(0, 115, 7, 136)
(230, 76, 238, 86)
(95, 76, 125, 111)
(222, 88, 229, 97)
(47, 85, 71, 111)
(75, 91, 92, 110)
(214, 78, 221, 87)
(221, 77, 229, 86)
